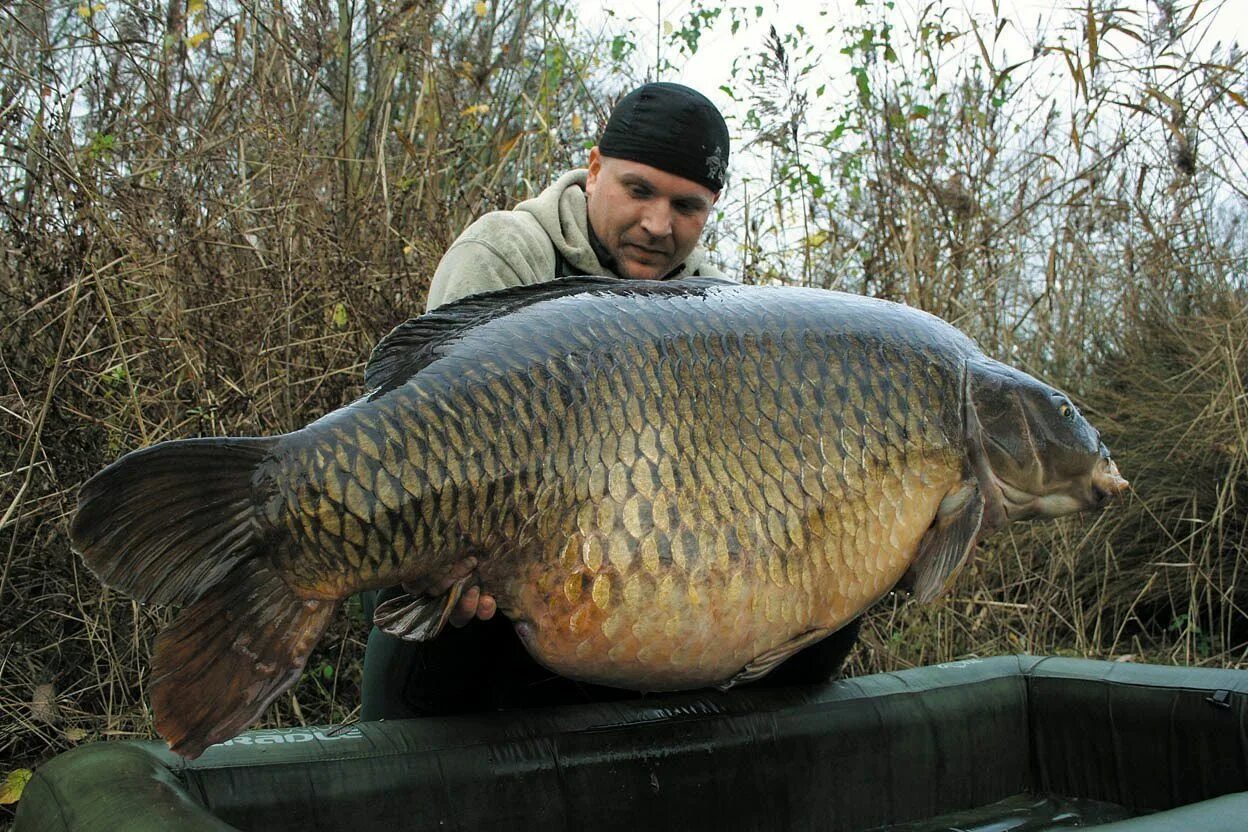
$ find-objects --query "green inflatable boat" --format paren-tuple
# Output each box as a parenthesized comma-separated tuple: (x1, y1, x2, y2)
(15, 656, 1248, 831)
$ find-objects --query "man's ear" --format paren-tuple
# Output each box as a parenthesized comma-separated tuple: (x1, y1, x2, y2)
(585, 146, 602, 194)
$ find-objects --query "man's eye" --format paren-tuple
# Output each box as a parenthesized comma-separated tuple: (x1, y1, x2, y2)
(629, 186, 649, 198)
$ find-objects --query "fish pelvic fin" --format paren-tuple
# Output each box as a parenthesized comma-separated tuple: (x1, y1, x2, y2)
(152, 560, 335, 759)
(374, 575, 473, 641)
(907, 483, 985, 603)
(71, 437, 278, 605)
(718, 628, 834, 690)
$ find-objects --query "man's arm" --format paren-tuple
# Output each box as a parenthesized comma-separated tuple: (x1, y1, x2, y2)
(425, 213, 557, 311)
(425, 241, 522, 311)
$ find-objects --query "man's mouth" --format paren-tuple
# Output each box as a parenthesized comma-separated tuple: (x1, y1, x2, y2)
(622, 242, 672, 260)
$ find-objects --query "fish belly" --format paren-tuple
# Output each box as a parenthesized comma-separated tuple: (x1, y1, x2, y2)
(490, 452, 961, 691)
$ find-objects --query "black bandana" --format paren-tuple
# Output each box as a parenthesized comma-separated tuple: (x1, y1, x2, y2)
(598, 83, 730, 193)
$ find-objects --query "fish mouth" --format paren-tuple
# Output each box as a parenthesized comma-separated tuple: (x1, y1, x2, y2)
(1089, 456, 1130, 507)
(979, 453, 1129, 522)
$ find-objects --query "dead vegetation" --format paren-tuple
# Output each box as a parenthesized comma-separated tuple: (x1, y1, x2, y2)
(1, 0, 1246, 820)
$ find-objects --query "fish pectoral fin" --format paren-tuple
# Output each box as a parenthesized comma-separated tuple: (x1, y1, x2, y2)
(906, 483, 986, 603)
(374, 576, 473, 642)
(717, 628, 834, 690)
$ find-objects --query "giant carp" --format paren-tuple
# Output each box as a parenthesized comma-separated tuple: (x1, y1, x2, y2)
(72, 276, 1128, 758)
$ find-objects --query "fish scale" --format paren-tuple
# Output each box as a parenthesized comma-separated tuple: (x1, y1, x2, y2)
(460, 311, 953, 686)
(72, 277, 1128, 757)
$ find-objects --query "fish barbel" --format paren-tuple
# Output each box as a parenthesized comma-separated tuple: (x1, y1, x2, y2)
(71, 276, 1128, 757)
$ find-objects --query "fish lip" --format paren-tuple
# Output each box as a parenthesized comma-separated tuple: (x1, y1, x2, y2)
(1090, 457, 1130, 506)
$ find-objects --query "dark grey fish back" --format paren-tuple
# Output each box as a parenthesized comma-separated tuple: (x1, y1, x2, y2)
(389, 283, 973, 545)
(416, 285, 980, 386)
(268, 284, 975, 589)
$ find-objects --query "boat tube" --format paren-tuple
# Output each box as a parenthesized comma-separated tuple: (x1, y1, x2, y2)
(15, 656, 1248, 831)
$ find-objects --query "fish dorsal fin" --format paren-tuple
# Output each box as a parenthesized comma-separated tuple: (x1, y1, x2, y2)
(907, 484, 985, 603)
(365, 275, 626, 394)
(365, 275, 735, 396)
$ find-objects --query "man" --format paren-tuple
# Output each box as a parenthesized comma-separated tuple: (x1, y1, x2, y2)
(361, 82, 859, 721)
(427, 81, 730, 309)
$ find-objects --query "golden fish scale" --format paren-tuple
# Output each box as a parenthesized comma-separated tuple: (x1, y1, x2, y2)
(484, 330, 962, 689)
(264, 295, 965, 688)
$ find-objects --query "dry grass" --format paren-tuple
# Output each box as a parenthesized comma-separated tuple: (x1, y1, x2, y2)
(2, 1, 1247, 825)
(0, 2, 617, 822)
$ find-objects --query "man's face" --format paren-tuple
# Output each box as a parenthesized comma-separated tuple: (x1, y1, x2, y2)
(584, 147, 719, 280)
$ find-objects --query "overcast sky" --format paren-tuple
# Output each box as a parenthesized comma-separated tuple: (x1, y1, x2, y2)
(573, 0, 1247, 276)
(581, 0, 1248, 123)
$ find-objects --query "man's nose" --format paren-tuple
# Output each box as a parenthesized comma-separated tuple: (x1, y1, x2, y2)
(639, 201, 673, 239)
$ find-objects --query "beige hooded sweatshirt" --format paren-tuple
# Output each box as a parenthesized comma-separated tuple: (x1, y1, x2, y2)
(424, 169, 727, 311)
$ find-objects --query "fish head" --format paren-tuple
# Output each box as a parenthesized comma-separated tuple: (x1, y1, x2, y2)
(966, 358, 1128, 528)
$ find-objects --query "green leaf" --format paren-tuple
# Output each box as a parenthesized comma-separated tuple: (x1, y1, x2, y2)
(0, 769, 33, 805)
(86, 132, 116, 160)
(101, 363, 128, 385)
(332, 302, 349, 330)
(610, 34, 634, 62)
(850, 66, 871, 101)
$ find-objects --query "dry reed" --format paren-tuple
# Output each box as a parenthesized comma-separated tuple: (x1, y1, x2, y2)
(1, 1, 1246, 825)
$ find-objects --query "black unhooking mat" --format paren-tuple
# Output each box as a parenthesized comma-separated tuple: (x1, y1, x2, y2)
(15, 656, 1248, 831)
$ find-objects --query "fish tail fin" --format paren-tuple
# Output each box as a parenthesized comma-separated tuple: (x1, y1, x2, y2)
(72, 436, 337, 758)
(152, 560, 336, 758)
(71, 436, 278, 605)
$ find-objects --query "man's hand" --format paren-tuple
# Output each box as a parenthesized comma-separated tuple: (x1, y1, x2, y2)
(448, 585, 497, 627)
(400, 555, 497, 628)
